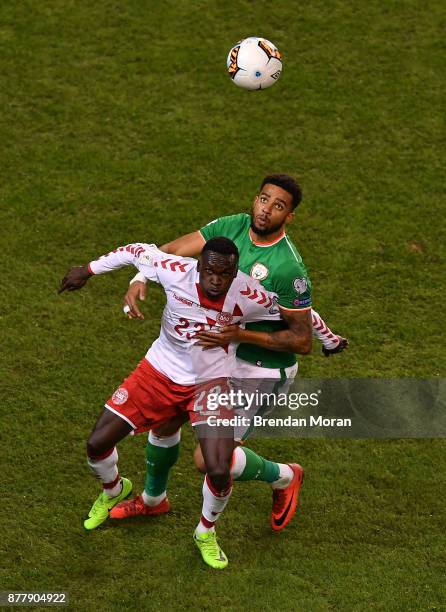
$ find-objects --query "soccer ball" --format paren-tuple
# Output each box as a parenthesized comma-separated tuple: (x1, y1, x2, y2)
(227, 37, 282, 90)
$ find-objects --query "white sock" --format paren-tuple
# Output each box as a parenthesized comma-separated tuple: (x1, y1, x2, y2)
(195, 475, 232, 534)
(230, 446, 246, 479)
(104, 479, 122, 498)
(148, 429, 181, 448)
(87, 447, 122, 497)
(195, 520, 215, 536)
(271, 464, 294, 489)
(142, 490, 166, 507)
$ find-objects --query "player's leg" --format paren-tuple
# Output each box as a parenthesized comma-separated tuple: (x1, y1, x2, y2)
(110, 412, 188, 519)
(234, 360, 304, 530)
(231, 445, 303, 531)
(143, 429, 180, 506)
(193, 441, 302, 531)
(143, 413, 187, 505)
(193, 428, 234, 569)
(87, 358, 179, 527)
(84, 408, 134, 529)
(193, 360, 304, 530)
(193, 440, 288, 483)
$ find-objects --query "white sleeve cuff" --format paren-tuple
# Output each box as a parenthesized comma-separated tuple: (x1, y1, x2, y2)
(130, 272, 147, 285)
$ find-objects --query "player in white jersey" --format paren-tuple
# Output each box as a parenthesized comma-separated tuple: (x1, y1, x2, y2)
(59, 237, 310, 569)
(118, 175, 346, 505)
(86, 242, 284, 383)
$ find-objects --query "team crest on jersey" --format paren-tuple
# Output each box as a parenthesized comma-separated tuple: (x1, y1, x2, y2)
(250, 262, 269, 281)
(293, 277, 308, 294)
(138, 252, 154, 267)
(112, 387, 129, 405)
(216, 312, 233, 326)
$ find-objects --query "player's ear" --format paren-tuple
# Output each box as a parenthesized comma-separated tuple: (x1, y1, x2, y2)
(285, 210, 295, 224)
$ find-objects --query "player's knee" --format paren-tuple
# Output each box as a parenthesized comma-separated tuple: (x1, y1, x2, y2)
(207, 465, 231, 491)
(86, 434, 108, 458)
(193, 445, 206, 474)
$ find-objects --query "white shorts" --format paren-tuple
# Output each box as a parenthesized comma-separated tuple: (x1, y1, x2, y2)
(231, 358, 298, 440)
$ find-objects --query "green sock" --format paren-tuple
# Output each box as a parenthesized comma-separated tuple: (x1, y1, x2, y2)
(234, 446, 280, 483)
(144, 437, 180, 496)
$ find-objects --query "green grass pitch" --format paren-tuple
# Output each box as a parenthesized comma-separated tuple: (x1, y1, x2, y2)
(1, 1, 445, 609)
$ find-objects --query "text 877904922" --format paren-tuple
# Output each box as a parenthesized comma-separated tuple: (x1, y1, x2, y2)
(0, 592, 68, 606)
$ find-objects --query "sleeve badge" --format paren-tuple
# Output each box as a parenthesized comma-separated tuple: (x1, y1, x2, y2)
(293, 277, 308, 294)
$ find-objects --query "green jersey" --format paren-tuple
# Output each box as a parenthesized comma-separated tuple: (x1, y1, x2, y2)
(200, 213, 312, 369)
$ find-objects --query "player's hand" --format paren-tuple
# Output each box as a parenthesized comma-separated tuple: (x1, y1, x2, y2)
(123, 281, 146, 319)
(58, 265, 92, 293)
(194, 324, 241, 350)
(322, 336, 349, 357)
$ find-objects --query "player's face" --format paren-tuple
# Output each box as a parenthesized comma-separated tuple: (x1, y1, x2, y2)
(251, 183, 295, 236)
(198, 252, 238, 299)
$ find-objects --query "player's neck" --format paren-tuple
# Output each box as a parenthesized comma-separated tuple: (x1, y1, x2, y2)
(249, 227, 286, 246)
(196, 283, 228, 311)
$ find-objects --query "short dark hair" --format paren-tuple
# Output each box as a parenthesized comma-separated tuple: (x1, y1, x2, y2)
(202, 237, 239, 262)
(260, 174, 302, 209)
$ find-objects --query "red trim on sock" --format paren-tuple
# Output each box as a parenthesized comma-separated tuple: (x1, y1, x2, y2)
(200, 515, 215, 528)
(221, 482, 233, 497)
(88, 447, 115, 461)
(103, 474, 120, 490)
(205, 474, 233, 497)
(230, 450, 236, 472)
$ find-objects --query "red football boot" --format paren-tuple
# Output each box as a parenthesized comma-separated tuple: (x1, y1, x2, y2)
(109, 495, 170, 519)
(271, 464, 304, 531)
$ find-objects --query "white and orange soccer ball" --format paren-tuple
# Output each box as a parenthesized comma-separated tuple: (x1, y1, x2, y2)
(227, 37, 282, 90)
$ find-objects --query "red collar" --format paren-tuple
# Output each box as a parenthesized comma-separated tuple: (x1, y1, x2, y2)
(196, 283, 227, 312)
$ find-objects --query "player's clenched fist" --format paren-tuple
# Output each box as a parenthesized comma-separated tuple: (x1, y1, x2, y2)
(194, 324, 242, 350)
(58, 265, 92, 293)
(322, 336, 349, 357)
(123, 281, 146, 319)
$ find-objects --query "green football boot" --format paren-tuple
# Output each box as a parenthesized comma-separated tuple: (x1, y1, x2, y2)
(194, 531, 228, 569)
(84, 478, 132, 530)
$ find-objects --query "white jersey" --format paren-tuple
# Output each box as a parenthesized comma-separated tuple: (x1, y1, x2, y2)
(89, 244, 281, 384)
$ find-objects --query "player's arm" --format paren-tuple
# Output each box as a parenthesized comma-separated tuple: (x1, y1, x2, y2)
(195, 308, 313, 354)
(194, 308, 348, 356)
(311, 309, 349, 356)
(159, 231, 205, 256)
(123, 230, 206, 318)
(58, 243, 156, 293)
(124, 214, 243, 317)
(196, 261, 314, 353)
(258, 307, 312, 354)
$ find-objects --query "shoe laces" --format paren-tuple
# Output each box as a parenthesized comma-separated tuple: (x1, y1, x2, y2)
(123, 496, 144, 516)
(200, 533, 220, 557)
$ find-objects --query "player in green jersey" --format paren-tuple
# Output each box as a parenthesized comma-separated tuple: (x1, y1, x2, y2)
(112, 175, 347, 546)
